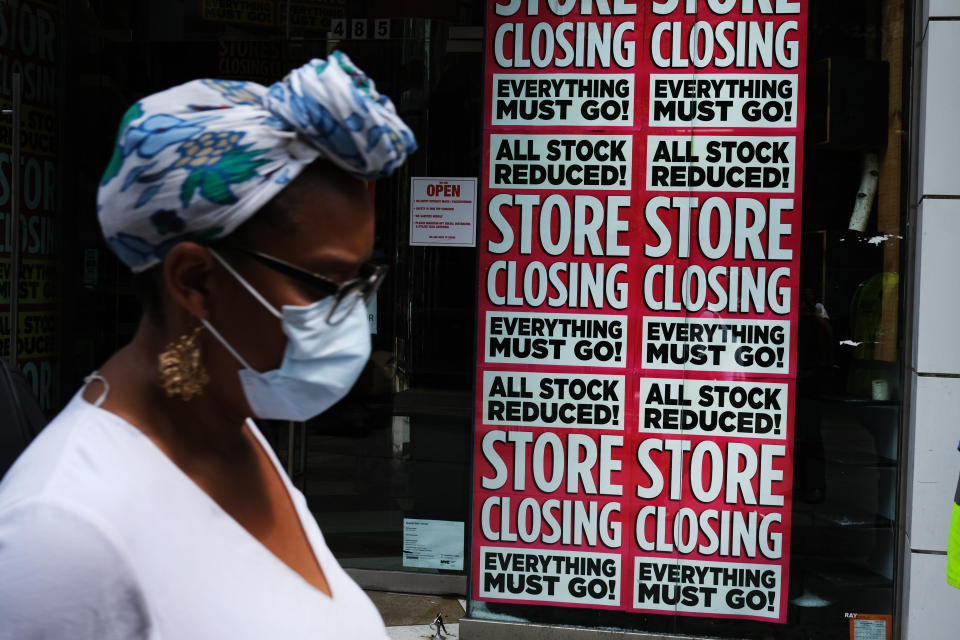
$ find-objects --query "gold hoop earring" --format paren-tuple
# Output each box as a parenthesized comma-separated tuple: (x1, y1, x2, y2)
(158, 325, 209, 401)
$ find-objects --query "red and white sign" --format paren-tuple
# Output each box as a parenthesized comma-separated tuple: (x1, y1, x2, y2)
(409, 177, 478, 247)
(472, 0, 807, 624)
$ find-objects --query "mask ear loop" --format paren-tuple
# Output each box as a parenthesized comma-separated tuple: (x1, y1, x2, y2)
(203, 248, 279, 373)
(200, 317, 256, 371)
(208, 249, 282, 319)
(82, 372, 110, 407)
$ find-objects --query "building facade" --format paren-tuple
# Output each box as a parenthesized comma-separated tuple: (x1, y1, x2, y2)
(900, 1, 960, 638)
(0, 0, 957, 638)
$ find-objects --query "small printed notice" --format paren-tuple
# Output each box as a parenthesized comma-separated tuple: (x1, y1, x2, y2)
(403, 519, 465, 570)
(409, 177, 478, 247)
(854, 620, 885, 640)
(850, 614, 891, 640)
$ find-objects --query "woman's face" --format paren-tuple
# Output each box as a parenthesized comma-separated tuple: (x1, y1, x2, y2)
(199, 166, 374, 414)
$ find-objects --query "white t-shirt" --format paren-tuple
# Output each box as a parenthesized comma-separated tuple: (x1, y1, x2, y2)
(0, 391, 389, 639)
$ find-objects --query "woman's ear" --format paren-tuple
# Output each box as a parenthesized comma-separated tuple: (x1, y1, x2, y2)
(161, 242, 215, 324)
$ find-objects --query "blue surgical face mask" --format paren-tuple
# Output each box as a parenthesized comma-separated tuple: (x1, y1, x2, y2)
(201, 250, 371, 421)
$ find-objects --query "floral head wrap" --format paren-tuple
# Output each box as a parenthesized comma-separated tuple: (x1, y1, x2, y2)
(97, 51, 417, 273)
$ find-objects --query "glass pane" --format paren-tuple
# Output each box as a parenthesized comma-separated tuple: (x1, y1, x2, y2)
(469, 1, 907, 638)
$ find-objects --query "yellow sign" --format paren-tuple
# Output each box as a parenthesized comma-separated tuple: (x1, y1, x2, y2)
(201, 0, 275, 26)
(0, 258, 56, 304)
(0, 104, 57, 157)
(202, 0, 344, 30)
(277, 2, 346, 31)
(0, 310, 57, 359)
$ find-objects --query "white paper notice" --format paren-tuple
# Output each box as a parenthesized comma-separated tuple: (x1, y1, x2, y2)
(403, 519, 465, 570)
(409, 177, 478, 247)
(853, 619, 886, 640)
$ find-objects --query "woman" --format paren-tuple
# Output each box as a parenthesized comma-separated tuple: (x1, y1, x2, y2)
(0, 52, 415, 638)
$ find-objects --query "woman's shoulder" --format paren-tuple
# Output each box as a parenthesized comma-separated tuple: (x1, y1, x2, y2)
(0, 393, 158, 634)
(0, 391, 156, 518)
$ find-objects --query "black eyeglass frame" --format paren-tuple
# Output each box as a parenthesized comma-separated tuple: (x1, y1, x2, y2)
(217, 244, 387, 323)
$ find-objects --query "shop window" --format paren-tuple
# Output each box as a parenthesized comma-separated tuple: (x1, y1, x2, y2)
(49, 3, 911, 638)
(468, 1, 909, 638)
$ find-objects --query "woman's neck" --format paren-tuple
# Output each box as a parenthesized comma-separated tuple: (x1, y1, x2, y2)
(85, 317, 253, 462)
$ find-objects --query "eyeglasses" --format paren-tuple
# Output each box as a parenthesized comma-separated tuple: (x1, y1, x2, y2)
(220, 244, 387, 324)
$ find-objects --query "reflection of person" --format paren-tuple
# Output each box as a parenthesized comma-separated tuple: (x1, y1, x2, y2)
(795, 287, 834, 503)
(0, 53, 415, 638)
(432, 612, 449, 636)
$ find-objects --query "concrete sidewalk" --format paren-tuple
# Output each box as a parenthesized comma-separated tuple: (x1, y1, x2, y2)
(365, 591, 465, 639)
(386, 622, 460, 639)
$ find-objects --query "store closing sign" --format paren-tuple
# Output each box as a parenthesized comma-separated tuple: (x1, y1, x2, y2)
(473, 0, 806, 624)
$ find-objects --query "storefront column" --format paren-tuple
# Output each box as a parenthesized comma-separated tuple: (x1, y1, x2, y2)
(902, 3, 960, 638)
